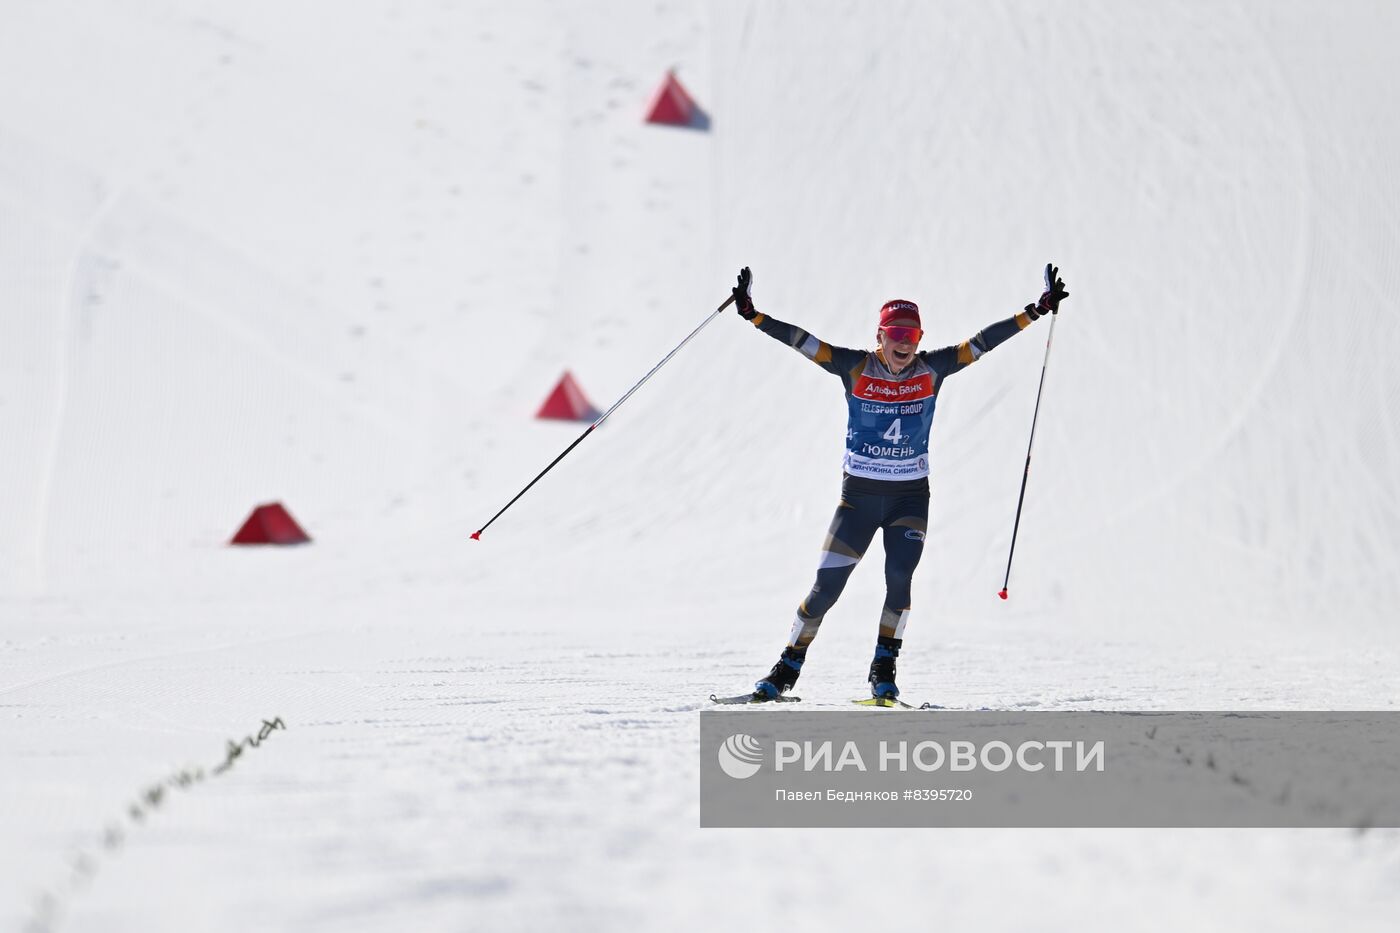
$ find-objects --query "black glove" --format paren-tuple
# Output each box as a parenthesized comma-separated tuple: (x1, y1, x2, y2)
(732, 266, 757, 320)
(1025, 263, 1068, 319)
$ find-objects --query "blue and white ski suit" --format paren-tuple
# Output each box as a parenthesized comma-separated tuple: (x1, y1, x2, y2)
(748, 307, 1037, 645)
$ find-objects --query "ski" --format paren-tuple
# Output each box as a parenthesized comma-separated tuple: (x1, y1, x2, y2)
(709, 692, 802, 705)
(914, 701, 1016, 710)
(851, 696, 918, 709)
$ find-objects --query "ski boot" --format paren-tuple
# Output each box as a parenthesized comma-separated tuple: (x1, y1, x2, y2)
(868, 636, 902, 699)
(754, 646, 806, 700)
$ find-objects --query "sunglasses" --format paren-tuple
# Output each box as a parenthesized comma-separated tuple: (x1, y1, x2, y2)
(880, 325, 923, 344)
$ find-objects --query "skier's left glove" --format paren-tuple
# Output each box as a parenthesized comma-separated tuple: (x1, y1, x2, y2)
(1025, 263, 1068, 319)
(732, 266, 758, 320)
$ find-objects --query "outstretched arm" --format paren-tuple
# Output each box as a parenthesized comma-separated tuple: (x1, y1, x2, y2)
(920, 311, 1036, 377)
(731, 267, 864, 378)
(922, 264, 1068, 378)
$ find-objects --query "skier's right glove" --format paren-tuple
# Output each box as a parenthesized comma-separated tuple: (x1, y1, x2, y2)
(1025, 263, 1068, 319)
(732, 266, 757, 320)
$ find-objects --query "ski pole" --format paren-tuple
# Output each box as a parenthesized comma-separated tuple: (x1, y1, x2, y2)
(471, 293, 737, 541)
(998, 310, 1059, 599)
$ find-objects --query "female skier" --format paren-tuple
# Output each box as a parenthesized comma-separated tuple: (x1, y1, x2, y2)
(729, 264, 1067, 701)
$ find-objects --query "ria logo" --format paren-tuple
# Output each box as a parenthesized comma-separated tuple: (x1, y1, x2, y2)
(718, 733, 764, 779)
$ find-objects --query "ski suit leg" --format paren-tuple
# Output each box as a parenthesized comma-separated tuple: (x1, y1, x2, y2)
(787, 498, 881, 648)
(878, 492, 929, 640)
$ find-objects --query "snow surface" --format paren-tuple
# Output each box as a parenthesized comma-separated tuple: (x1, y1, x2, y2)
(3, 1, 1400, 930)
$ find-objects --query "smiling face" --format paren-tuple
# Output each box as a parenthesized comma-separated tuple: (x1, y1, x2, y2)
(877, 319, 923, 374)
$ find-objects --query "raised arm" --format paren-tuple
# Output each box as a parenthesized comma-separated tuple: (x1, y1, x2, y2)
(731, 266, 864, 378)
(922, 264, 1068, 378)
(920, 312, 1035, 377)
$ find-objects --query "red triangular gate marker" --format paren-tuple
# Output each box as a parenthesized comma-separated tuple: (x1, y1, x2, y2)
(536, 371, 601, 422)
(645, 70, 707, 129)
(230, 502, 312, 546)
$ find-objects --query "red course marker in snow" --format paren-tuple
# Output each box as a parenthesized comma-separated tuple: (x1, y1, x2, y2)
(230, 502, 311, 546)
(536, 371, 601, 422)
(645, 70, 699, 127)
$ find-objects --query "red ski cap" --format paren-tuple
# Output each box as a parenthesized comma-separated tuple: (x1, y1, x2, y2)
(880, 299, 920, 327)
